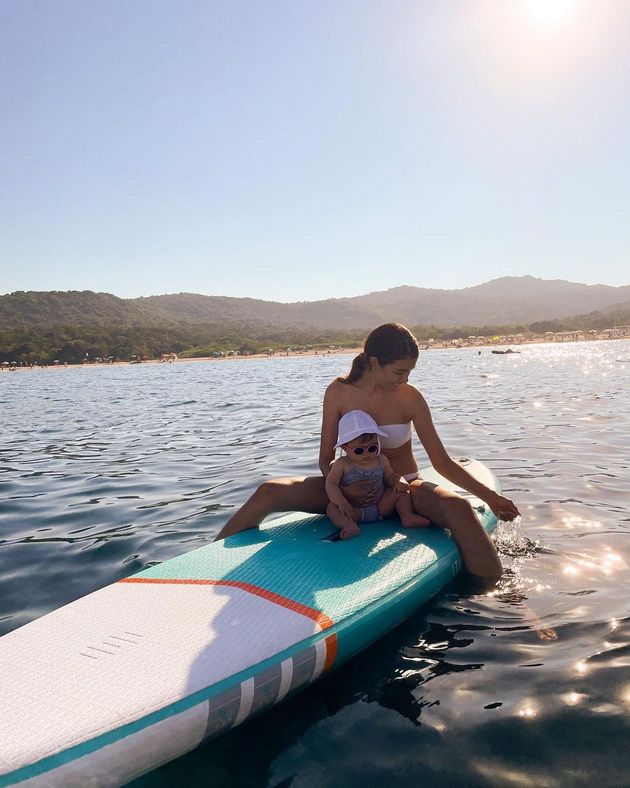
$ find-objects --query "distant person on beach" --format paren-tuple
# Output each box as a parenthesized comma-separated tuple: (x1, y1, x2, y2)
(326, 410, 430, 539)
(215, 322, 519, 579)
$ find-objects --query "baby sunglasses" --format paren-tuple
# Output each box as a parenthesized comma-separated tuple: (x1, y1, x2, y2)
(349, 444, 379, 456)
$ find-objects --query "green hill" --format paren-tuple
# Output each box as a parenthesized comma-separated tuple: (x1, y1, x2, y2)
(1, 278, 628, 365)
(2, 277, 630, 330)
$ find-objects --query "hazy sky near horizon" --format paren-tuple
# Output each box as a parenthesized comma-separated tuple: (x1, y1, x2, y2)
(2, 0, 630, 303)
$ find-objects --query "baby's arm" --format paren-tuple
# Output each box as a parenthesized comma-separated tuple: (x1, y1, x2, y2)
(325, 459, 356, 517)
(380, 456, 410, 493)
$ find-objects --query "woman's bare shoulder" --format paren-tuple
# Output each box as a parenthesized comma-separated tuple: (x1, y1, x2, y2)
(324, 378, 351, 401)
(401, 381, 424, 400)
(402, 383, 430, 414)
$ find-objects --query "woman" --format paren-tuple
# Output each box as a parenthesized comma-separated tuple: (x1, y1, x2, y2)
(215, 323, 518, 579)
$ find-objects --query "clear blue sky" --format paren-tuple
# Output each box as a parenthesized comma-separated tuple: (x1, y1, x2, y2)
(2, 0, 629, 302)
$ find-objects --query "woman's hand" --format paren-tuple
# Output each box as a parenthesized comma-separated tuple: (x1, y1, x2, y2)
(340, 479, 377, 508)
(486, 492, 520, 520)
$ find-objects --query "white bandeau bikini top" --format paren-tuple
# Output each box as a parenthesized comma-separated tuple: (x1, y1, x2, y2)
(378, 422, 412, 449)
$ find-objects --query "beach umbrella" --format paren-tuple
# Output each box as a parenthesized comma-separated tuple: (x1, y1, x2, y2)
(53, 360, 60, 364)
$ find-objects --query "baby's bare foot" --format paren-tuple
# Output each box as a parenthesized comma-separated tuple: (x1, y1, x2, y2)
(401, 514, 431, 528)
(340, 523, 361, 539)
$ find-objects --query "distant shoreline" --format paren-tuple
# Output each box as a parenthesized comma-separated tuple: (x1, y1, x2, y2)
(3, 335, 628, 372)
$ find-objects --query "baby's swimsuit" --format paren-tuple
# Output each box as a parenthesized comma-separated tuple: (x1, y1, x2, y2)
(341, 458, 386, 523)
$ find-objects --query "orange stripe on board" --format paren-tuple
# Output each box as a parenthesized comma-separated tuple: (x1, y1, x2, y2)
(119, 576, 334, 630)
(323, 633, 338, 673)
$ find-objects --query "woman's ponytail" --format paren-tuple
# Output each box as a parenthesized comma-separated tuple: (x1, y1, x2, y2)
(337, 351, 367, 384)
(336, 324, 419, 385)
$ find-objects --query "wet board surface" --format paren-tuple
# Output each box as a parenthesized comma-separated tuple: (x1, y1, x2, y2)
(0, 459, 500, 787)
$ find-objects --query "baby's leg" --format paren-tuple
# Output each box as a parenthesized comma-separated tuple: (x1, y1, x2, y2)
(377, 488, 399, 519)
(326, 502, 362, 539)
(378, 488, 429, 526)
(394, 490, 431, 528)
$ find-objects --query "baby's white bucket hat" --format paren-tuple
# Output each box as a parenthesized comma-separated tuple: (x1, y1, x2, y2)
(334, 410, 388, 448)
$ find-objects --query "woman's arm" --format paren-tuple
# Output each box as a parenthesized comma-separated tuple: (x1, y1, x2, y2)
(411, 389, 520, 519)
(381, 455, 409, 492)
(319, 383, 341, 478)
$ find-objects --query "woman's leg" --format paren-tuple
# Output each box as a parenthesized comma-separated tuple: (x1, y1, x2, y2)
(214, 475, 328, 540)
(410, 481, 503, 580)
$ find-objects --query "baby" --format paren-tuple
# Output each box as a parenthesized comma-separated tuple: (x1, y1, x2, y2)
(325, 410, 430, 539)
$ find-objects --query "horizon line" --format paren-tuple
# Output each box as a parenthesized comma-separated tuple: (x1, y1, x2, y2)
(3, 275, 630, 305)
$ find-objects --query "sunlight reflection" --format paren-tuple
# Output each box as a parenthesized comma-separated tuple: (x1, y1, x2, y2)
(516, 700, 538, 719)
(560, 514, 602, 530)
(426, 641, 449, 652)
(367, 532, 406, 557)
(602, 552, 625, 570)
(563, 549, 625, 577)
(562, 691, 586, 706)
(575, 660, 589, 675)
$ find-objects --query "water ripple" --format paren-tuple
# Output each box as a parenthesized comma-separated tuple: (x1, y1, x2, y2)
(2, 341, 629, 786)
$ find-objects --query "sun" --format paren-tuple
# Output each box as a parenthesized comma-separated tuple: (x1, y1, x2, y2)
(524, 0, 576, 25)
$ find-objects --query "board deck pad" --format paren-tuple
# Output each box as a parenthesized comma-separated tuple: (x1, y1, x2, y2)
(0, 459, 500, 787)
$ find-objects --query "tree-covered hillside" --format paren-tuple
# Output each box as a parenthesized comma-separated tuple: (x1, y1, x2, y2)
(1, 305, 628, 365)
(2, 277, 630, 332)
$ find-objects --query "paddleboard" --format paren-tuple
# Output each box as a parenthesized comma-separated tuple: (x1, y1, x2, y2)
(0, 459, 500, 787)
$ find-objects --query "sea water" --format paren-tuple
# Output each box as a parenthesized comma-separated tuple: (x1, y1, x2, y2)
(0, 341, 628, 787)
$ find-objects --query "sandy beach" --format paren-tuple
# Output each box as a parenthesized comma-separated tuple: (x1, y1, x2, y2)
(2, 333, 627, 372)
